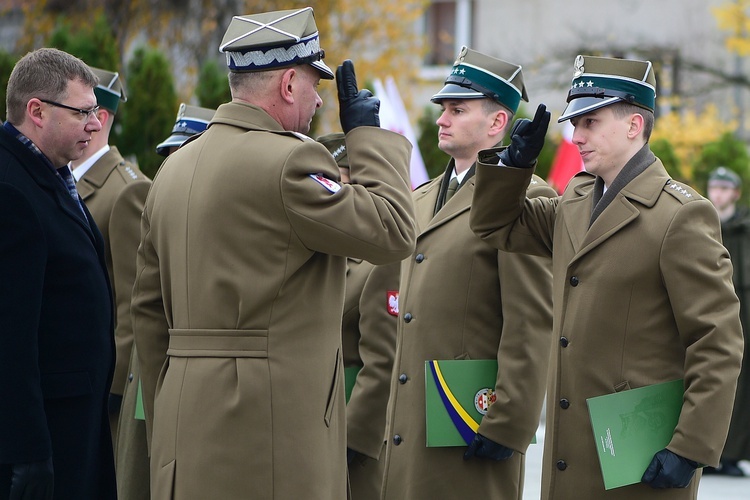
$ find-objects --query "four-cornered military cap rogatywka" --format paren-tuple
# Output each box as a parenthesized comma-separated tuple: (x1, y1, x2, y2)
(156, 103, 215, 156)
(90, 67, 127, 114)
(558, 54, 656, 123)
(430, 46, 529, 114)
(218, 6, 334, 80)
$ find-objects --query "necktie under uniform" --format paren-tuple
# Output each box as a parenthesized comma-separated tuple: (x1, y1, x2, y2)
(444, 176, 459, 204)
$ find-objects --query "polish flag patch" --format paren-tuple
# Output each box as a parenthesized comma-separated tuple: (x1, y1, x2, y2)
(309, 173, 341, 193)
(387, 291, 399, 316)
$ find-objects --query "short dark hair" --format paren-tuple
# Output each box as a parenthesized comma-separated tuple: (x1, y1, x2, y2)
(610, 102, 654, 142)
(6, 48, 98, 125)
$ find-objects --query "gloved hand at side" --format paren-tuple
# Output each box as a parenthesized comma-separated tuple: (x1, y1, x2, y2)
(641, 448, 700, 489)
(463, 433, 514, 461)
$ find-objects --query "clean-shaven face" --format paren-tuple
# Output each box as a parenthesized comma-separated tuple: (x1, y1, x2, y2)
(292, 65, 323, 134)
(436, 99, 498, 163)
(570, 106, 635, 183)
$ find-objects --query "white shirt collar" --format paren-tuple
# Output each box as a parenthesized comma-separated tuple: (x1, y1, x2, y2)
(451, 167, 470, 184)
(71, 144, 110, 181)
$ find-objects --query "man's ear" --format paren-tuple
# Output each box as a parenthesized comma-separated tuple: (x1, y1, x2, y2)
(279, 68, 297, 105)
(27, 98, 45, 127)
(96, 108, 111, 128)
(627, 112, 644, 139)
(489, 109, 509, 139)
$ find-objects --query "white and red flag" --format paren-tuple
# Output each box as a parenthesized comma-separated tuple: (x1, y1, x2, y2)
(547, 121, 583, 194)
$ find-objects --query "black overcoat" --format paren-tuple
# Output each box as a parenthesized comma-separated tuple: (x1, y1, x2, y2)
(0, 128, 116, 499)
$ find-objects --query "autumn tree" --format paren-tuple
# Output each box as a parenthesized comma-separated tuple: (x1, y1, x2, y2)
(11, 0, 427, 133)
(46, 12, 119, 71)
(196, 59, 231, 110)
(118, 46, 177, 179)
(0, 49, 16, 120)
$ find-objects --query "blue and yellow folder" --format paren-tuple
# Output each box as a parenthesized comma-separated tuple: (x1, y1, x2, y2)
(424, 359, 499, 447)
(586, 379, 684, 489)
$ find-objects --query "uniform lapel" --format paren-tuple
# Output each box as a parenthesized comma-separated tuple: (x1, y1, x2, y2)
(76, 149, 120, 201)
(560, 179, 594, 254)
(425, 177, 473, 233)
(568, 161, 667, 263)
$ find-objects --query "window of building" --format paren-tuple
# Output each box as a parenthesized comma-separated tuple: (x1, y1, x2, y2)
(423, 0, 473, 67)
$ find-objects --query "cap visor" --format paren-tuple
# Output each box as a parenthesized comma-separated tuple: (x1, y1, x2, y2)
(558, 96, 621, 122)
(155, 133, 191, 156)
(431, 83, 485, 103)
(312, 60, 334, 80)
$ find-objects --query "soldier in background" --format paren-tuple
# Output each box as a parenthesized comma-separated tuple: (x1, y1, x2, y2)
(115, 103, 215, 500)
(319, 132, 400, 499)
(69, 66, 151, 445)
(155, 103, 215, 157)
(706, 166, 750, 477)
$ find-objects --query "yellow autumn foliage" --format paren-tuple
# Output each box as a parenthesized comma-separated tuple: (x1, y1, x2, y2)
(713, 0, 750, 56)
(652, 103, 737, 181)
(9, 0, 428, 134)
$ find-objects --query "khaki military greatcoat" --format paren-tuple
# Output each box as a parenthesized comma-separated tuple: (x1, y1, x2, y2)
(77, 146, 151, 399)
(380, 167, 555, 499)
(470, 154, 744, 500)
(343, 258, 400, 500)
(132, 102, 416, 500)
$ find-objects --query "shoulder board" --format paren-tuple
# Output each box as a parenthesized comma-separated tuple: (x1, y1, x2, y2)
(663, 179, 699, 203)
(115, 161, 149, 183)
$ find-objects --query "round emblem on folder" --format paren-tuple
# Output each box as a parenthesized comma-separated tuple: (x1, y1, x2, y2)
(474, 388, 497, 415)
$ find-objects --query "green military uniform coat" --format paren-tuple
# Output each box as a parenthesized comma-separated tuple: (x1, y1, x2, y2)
(76, 146, 151, 441)
(132, 101, 416, 499)
(470, 154, 744, 499)
(380, 166, 555, 499)
(343, 259, 400, 500)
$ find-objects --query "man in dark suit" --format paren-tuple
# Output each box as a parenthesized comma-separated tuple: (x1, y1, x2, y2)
(0, 48, 116, 499)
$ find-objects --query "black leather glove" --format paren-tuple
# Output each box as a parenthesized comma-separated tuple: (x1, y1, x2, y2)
(9, 458, 54, 500)
(641, 448, 700, 489)
(499, 103, 550, 168)
(463, 433, 514, 461)
(336, 60, 380, 134)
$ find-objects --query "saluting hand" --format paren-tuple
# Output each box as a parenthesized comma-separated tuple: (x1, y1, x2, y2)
(336, 60, 380, 134)
(499, 103, 550, 168)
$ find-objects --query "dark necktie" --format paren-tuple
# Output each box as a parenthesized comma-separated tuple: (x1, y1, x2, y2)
(445, 176, 459, 204)
(57, 165, 87, 219)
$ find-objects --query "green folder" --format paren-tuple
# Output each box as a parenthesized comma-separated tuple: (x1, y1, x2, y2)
(344, 366, 361, 404)
(135, 379, 145, 420)
(424, 359, 500, 447)
(586, 379, 684, 490)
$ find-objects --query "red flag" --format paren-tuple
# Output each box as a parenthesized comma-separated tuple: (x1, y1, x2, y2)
(547, 121, 583, 194)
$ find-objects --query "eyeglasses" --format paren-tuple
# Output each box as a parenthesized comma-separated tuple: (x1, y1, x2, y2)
(40, 99, 100, 119)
